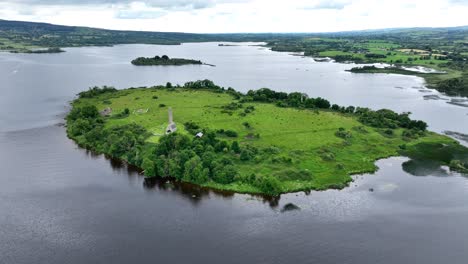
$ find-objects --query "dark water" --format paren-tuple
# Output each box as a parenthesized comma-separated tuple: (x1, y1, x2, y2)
(1, 43, 468, 264)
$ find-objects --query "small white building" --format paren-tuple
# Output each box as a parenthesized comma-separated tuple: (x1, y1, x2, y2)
(195, 132, 204, 138)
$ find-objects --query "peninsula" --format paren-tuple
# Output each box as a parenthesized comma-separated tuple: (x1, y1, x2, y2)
(67, 80, 468, 195)
(347, 65, 436, 75)
(131, 55, 203, 66)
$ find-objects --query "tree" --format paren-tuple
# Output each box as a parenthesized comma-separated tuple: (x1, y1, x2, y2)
(240, 149, 253, 161)
(345, 106, 355, 113)
(81, 105, 99, 119)
(213, 164, 237, 184)
(183, 155, 208, 183)
(215, 141, 229, 152)
(314, 97, 330, 109)
(155, 133, 191, 156)
(155, 155, 169, 177)
(84, 125, 102, 142)
(168, 157, 182, 179)
(254, 176, 281, 195)
(201, 150, 216, 169)
(166, 82, 173, 88)
(162, 55, 169, 60)
(409, 120, 428, 131)
(141, 158, 155, 176)
(224, 130, 238, 137)
(231, 141, 241, 154)
(69, 118, 92, 136)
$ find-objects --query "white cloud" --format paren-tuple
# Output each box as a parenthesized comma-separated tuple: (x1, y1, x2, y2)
(0, 0, 467, 33)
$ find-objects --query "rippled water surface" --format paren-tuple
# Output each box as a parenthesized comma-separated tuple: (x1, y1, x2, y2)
(1, 43, 468, 264)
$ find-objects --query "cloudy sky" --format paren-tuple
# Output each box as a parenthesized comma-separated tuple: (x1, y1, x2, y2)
(1, 0, 468, 33)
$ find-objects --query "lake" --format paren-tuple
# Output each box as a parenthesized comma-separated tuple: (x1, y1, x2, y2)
(1, 43, 467, 264)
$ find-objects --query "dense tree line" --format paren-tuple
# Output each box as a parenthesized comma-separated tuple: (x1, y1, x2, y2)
(146, 131, 281, 194)
(78, 86, 117, 98)
(356, 109, 427, 131)
(365, 53, 387, 59)
(348, 66, 427, 75)
(245, 88, 331, 108)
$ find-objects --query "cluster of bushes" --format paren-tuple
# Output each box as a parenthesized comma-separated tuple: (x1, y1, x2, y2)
(144, 131, 285, 195)
(357, 109, 427, 131)
(244, 105, 255, 113)
(223, 102, 243, 111)
(402, 128, 425, 139)
(400, 142, 468, 174)
(333, 55, 364, 62)
(273, 168, 313, 181)
(335, 128, 352, 139)
(78, 86, 117, 98)
(239, 145, 258, 161)
(113, 108, 130, 119)
(183, 79, 221, 90)
(331, 104, 355, 113)
(237, 173, 282, 195)
(318, 147, 336, 161)
(183, 121, 201, 134)
(216, 129, 238, 138)
(221, 103, 256, 116)
(449, 160, 468, 173)
(146, 133, 239, 185)
(245, 88, 331, 109)
(365, 53, 387, 59)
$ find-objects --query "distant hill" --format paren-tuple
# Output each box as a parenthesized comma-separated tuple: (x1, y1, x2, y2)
(1, 19, 467, 52)
(0, 19, 296, 50)
(0, 19, 217, 48)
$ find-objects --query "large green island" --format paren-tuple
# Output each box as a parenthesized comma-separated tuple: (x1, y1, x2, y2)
(67, 80, 468, 195)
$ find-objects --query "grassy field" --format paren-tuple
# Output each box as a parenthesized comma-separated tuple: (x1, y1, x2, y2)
(316, 40, 448, 66)
(0, 37, 41, 52)
(71, 87, 459, 194)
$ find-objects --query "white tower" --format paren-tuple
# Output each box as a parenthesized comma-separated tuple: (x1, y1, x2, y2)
(166, 107, 177, 134)
(168, 107, 174, 124)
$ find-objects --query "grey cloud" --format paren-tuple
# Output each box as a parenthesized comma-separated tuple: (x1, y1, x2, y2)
(301, 0, 351, 10)
(449, 0, 468, 4)
(4, 0, 244, 10)
(116, 9, 167, 19)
